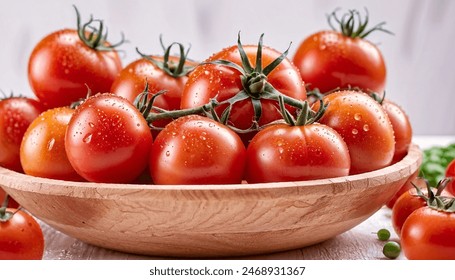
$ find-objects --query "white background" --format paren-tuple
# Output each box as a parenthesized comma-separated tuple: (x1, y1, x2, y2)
(1, 0, 454, 135)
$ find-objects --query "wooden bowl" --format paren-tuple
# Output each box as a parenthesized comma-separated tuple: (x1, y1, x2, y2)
(0, 144, 422, 258)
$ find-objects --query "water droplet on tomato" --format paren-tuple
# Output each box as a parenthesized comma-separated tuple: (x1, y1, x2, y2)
(165, 151, 170, 157)
(47, 138, 55, 151)
(88, 122, 95, 128)
(352, 129, 358, 135)
(354, 113, 362, 121)
(83, 133, 93, 143)
(363, 124, 370, 132)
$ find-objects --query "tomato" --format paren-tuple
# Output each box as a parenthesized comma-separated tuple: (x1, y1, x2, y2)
(245, 123, 350, 183)
(180, 34, 307, 134)
(381, 99, 413, 162)
(391, 179, 427, 236)
(445, 159, 455, 196)
(28, 7, 123, 109)
(386, 171, 418, 209)
(313, 90, 395, 174)
(20, 107, 82, 181)
(0, 189, 19, 209)
(292, 9, 388, 93)
(65, 93, 153, 183)
(0, 207, 44, 260)
(401, 207, 455, 260)
(0, 97, 45, 172)
(150, 115, 246, 185)
(111, 42, 197, 109)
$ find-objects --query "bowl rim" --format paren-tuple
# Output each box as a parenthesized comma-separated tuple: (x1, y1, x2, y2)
(0, 144, 422, 194)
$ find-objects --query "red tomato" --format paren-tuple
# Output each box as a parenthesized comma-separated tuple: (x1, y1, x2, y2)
(293, 9, 387, 93)
(65, 94, 153, 183)
(386, 171, 418, 209)
(445, 159, 455, 196)
(20, 107, 82, 181)
(382, 99, 412, 162)
(150, 115, 246, 185)
(0, 189, 19, 209)
(181, 35, 307, 133)
(0, 97, 45, 172)
(313, 90, 395, 174)
(401, 207, 455, 260)
(111, 53, 197, 109)
(28, 7, 123, 109)
(0, 208, 44, 260)
(245, 123, 350, 183)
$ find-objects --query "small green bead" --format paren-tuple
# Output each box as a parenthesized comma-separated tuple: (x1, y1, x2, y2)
(376, 228, 391, 241)
(383, 241, 401, 259)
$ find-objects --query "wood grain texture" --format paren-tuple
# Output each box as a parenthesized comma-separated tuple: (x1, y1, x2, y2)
(0, 145, 422, 258)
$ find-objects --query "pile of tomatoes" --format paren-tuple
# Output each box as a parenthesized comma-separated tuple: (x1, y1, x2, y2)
(0, 6, 435, 260)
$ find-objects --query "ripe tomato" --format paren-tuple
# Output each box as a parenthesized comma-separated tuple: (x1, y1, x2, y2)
(292, 9, 388, 93)
(313, 90, 395, 174)
(20, 107, 82, 181)
(0, 208, 44, 260)
(150, 115, 246, 184)
(180, 35, 307, 132)
(401, 207, 455, 260)
(391, 178, 427, 236)
(381, 99, 412, 162)
(28, 7, 123, 109)
(245, 123, 350, 183)
(0, 97, 45, 172)
(0, 190, 19, 209)
(445, 159, 455, 196)
(65, 94, 153, 183)
(111, 43, 197, 109)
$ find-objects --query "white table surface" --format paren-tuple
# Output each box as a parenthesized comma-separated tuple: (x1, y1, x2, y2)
(38, 135, 455, 260)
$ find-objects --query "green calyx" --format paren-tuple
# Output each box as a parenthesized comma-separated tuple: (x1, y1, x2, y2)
(327, 8, 393, 39)
(278, 96, 327, 127)
(413, 178, 455, 213)
(74, 5, 127, 51)
(136, 35, 194, 78)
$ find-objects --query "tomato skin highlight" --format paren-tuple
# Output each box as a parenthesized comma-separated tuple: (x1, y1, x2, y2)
(314, 90, 395, 174)
(150, 115, 246, 185)
(181, 44, 307, 131)
(245, 123, 350, 183)
(20, 107, 82, 181)
(65, 94, 153, 183)
(28, 29, 122, 109)
(0, 97, 45, 172)
(401, 207, 455, 260)
(0, 208, 44, 260)
(293, 30, 386, 93)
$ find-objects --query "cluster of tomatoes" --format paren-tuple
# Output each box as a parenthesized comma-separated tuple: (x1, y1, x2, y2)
(0, 6, 420, 259)
(385, 173, 455, 260)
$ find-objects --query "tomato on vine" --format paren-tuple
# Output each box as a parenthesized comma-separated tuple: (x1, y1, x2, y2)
(0, 95, 45, 172)
(245, 98, 350, 183)
(20, 106, 83, 181)
(65, 93, 153, 183)
(0, 196, 44, 260)
(111, 36, 197, 109)
(28, 6, 124, 109)
(180, 33, 307, 143)
(293, 8, 390, 93)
